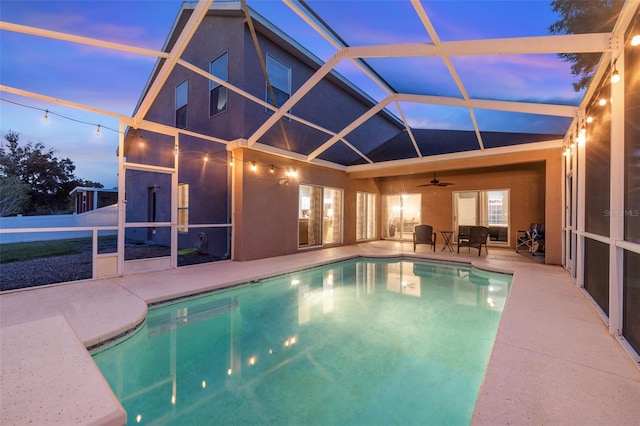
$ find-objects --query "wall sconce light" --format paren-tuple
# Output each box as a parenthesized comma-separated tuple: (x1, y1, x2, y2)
(286, 168, 298, 178)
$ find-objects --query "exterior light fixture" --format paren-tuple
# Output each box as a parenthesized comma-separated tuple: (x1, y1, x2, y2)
(611, 67, 620, 84)
(632, 34, 640, 46)
(578, 126, 586, 145)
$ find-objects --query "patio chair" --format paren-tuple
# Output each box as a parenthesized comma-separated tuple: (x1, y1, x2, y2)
(458, 226, 489, 256)
(413, 224, 437, 251)
(531, 223, 545, 255)
(515, 224, 535, 253)
(457, 225, 471, 251)
(516, 223, 545, 255)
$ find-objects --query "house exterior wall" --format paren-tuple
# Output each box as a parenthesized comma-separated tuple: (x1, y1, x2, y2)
(128, 10, 400, 260)
(231, 147, 380, 261)
(240, 25, 400, 154)
(128, 8, 562, 267)
(231, 146, 562, 264)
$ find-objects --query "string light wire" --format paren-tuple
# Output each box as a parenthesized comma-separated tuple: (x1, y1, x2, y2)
(0, 97, 121, 134)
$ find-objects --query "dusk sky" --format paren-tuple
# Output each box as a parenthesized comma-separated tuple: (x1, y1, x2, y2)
(0, 1, 583, 188)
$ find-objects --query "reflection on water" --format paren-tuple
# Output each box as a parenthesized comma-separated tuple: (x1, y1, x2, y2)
(94, 258, 511, 425)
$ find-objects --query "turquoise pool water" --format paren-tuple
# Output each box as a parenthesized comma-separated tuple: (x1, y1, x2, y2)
(93, 257, 511, 425)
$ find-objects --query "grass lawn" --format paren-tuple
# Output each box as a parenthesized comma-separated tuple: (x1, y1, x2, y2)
(0, 236, 116, 264)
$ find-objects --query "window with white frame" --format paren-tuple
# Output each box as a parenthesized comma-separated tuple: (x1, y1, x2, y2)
(266, 54, 290, 111)
(175, 80, 188, 129)
(356, 192, 377, 241)
(209, 52, 228, 116)
(178, 183, 189, 233)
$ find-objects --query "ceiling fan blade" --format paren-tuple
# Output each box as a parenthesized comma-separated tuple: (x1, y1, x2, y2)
(418, 172, 455, 187)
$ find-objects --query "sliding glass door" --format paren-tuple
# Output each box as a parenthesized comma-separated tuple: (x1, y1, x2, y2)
(299, 185, 342, 248)
(382, 194, 421, 240)
(356, 192, 377, 241)
(453, 190, 509, 244)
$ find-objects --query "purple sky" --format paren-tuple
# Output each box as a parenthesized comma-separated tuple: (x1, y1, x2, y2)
(0, 1, 582, 188)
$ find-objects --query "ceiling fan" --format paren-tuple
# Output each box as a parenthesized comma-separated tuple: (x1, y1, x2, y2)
(417, 172, 455, 187)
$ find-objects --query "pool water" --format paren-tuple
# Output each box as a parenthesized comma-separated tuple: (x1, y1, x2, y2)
(93, 257, 511, 425)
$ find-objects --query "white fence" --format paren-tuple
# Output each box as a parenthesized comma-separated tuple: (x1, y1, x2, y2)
(0, 204, 118, 244)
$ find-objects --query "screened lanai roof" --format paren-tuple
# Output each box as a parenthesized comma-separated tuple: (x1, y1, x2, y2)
(0, 0, 636, 180)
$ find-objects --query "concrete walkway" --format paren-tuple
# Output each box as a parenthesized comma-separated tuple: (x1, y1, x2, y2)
(1, 241, 639, 425)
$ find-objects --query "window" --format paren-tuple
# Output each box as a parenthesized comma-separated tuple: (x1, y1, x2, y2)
(453, 190, 510, 243)
(209, 52, 228, 116)
(299, 185, 342, 247)
(178, 183, 189, 233)
(356, 192, 377, 241)
(266, 54, 290, 111)
(175, 80, 188, 129)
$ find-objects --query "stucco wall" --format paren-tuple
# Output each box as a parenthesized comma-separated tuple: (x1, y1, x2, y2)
(231, 148, 380, 261)
(233, 147, 563, 265)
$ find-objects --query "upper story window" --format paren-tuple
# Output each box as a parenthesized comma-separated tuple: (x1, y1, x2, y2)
(266, 54, 290, 112)
(209, 52, 228, 117)
(175, 80, 188, 129)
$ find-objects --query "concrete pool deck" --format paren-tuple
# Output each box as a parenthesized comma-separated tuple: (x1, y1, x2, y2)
(1, 241, 639, 425)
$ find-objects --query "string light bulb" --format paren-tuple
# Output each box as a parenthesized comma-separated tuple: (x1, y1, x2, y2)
(631, 34, 640, 46)
(270, 165, 275, 173)
(577, 125, 586, 145)
(203, 153, 209, 162)
(43, 110, 49, 120)
(96, 124, 101, 134)
(586, 116, 593, 123)
(229, 157, 234, 167)
(599, 98, 607, 106)
(611, 66, 620, 84)
(250, 161, 257, 171)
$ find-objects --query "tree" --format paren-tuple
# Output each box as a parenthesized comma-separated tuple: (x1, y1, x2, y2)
(0, 176, 30, 216)
(549, 0, 624, 92)
(0, 131, 103, 215)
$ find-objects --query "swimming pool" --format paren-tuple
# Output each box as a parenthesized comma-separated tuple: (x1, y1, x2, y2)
(93, 257, 511, 425)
